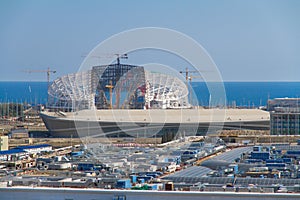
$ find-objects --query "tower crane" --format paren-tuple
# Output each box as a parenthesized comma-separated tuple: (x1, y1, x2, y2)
(81, 53, 128, 65)
(179, 67, 202, 106)
(23, 67, 57, 89)
(23, 67, 57, 105)
(179, 67, 202, 82)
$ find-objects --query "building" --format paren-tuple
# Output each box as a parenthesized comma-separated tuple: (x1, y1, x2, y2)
(10, 127, 29, 139)
(268, 98, 300, 135)
(48, 64, 189, 111)
(15, 144, 52, 154)
(0, 144, 52, 161)
(0, 148, 27, 161)
(0, 136, 8, 151)
(42, 63, 270, 139)
(1, 187, 300, 200)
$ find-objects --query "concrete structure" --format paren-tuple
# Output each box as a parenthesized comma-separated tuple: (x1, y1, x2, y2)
(268, 98, 300, 135)
(0, 135, 8, 151)
(1, 187, 300, 200)
(41, 108, 270, 138)
(43, 64, 270, 139)
(10, 127, 29, 139)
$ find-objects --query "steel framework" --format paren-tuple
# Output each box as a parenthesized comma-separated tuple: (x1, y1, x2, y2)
(48, 64, 189, 111)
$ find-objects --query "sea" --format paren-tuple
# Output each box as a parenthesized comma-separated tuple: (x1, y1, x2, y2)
(1, 81, 300, 107)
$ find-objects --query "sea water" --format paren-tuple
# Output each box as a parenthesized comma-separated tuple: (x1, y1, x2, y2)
(1, 81, 300, 107)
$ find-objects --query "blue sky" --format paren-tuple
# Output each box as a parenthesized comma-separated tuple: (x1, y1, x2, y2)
(0, 0, 299, 81)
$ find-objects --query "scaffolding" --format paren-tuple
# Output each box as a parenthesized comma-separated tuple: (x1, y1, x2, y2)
(48, 64, 189, 111)
(48, 70, 93, 111)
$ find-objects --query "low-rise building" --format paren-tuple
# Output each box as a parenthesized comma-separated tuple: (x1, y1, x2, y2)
(268, 98, 300, 135)
(0, 136, 8, 151)
(15, 144, 52, 154)
(0, 149, 27, 161)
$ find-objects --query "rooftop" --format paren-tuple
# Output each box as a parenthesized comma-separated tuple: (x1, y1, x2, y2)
(15, 144, 51, 150)
(0, 149, 26, 155)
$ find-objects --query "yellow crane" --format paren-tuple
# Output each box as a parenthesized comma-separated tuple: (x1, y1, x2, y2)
(105, 80, 114, 109)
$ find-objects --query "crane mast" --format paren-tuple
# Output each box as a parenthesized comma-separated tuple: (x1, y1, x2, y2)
(23, 67, 57, 105)
(179, 67, 202, 106)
